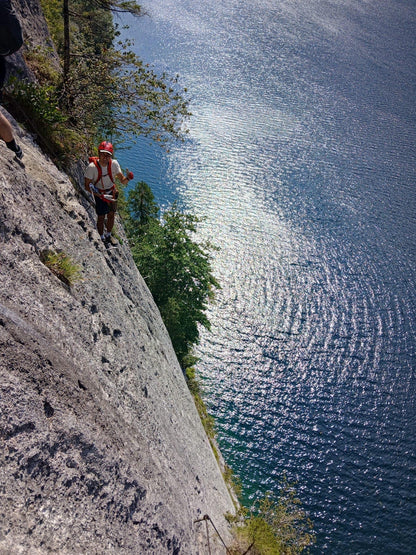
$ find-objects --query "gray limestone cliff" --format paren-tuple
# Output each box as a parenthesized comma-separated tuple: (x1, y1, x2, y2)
(0, 107, 235, 554)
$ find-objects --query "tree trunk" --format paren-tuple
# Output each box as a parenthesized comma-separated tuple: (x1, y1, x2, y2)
(63, 0, 70, 79)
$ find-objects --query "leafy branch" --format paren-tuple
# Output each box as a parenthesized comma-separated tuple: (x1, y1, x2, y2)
(37, 0, 190, 153)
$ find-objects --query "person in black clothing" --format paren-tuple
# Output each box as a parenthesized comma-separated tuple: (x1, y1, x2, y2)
(0, 0, 23, 160)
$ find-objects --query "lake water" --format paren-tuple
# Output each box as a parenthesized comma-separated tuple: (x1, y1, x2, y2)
(117, 1, 416, 552)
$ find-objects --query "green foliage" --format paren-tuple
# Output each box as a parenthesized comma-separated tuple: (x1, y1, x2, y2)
(223, 464, 243, 502)
(4, 77, 83, 163)
(110, 42, 191, 144)
(39, 0, 190, 148)
(6, 77, 65, 125)
(126, 180, 159, 231)
(185, 366, 216, 440)
(40, 0, 65, 50)
(61, 38, 190, 145)
(24, 46, 61, 85)
(229, 476, 315, 554)
(6, 0, 190, 165)
(40, 250, 82, 285)
(123, 181, 219, 366)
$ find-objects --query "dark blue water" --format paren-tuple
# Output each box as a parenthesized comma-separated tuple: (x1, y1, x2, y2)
(118, 1, 416, 552)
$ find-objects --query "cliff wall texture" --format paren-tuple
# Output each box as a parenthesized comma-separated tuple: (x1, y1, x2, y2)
(0, 100, 234, 555)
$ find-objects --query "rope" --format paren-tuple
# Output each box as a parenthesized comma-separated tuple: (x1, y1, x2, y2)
(194, 514, 233, 554)
(206, 517, 211, 555)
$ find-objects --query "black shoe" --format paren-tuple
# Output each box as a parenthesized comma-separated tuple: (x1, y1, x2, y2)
(14, 145, 23, 160)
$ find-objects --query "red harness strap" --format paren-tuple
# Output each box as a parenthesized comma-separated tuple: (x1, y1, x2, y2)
(89, 157, 116, 203)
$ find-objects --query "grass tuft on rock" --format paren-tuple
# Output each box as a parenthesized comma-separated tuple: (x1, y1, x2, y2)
(40, 249, 82, 286)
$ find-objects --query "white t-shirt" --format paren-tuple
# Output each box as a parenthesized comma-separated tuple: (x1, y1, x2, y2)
(85, 159, 122, 191)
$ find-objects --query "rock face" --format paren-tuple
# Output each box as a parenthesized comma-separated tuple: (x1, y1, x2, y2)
(14, 0, 58, 54)
(0, 110, 235, 551)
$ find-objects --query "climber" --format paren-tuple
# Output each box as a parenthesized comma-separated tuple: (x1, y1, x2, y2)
(84, 141, 133, 245)
(0, 0, 24, 160)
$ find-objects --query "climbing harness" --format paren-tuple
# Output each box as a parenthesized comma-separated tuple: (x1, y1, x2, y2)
(89, 156, 117, 205)
(89, 156, 114, 184)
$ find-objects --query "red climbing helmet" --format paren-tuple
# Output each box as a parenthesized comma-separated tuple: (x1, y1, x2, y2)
(98, 141, 114, 156)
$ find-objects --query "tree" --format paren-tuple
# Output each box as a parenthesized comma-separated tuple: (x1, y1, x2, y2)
(40, 0, 190, 146)
(229, 476, 315, 554)
(62, 0, 142, 79)
(126, 180, 158, 231)
(124, 183, 219, 366)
